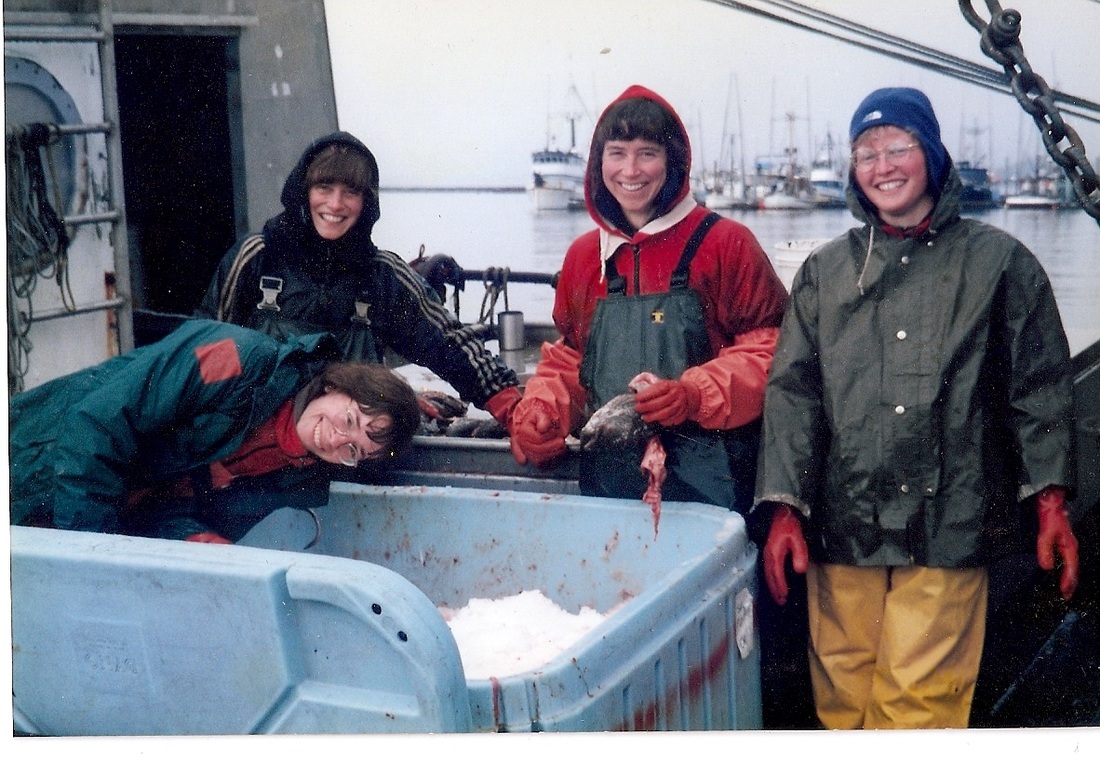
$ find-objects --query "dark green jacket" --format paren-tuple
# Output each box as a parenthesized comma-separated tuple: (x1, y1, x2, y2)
(755, 165, 1076, 567)
(10, 320, 340, 540)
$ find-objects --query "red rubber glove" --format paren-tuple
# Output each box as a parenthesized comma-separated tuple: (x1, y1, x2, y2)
(1036, 486, 1079, 600)
(633, 378, 702, 427)
(509, 398, 566, 468)
(763, 504, 809, 606)
(185, 532, 232, 545)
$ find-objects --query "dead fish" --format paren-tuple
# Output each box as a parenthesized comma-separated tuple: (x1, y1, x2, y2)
(578, 393, 657, 451)
(578, 373, 662, 452)
(445, 416, 507, 439)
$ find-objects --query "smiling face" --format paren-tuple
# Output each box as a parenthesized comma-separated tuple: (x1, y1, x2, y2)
(852, 126, 934, 228)
(601, 138, 668, 230)
(295, 390, 390, 466)
(308, 181, 363, 240)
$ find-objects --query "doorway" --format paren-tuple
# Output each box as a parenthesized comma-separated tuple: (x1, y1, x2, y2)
(114, 32, 244, 325)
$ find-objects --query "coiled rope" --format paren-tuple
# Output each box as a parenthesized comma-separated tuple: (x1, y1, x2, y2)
(6, 123, 74, 393)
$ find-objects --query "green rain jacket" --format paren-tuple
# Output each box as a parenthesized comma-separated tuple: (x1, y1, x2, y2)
(754, 164, 1076, 567)
(10, 320, 341, 541)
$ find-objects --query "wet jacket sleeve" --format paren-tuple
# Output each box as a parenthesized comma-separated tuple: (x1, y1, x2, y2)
(753, 259, 826, 517)
(682, 325, 780, 430)
(1004, 245, 1077, 500)
(520, 338, 588, 435)
(368, 250, 519, 408)
(682, 222, 788, 431)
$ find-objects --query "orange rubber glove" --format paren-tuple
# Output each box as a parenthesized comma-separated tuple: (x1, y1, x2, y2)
(763, 504, 809, 606)
(633, 378, 702, 427)
(185, 532, 232, 545)
(1036, 486, 1079, 600)
(509, 398, 566, 468)
(483, 386, 522, 428)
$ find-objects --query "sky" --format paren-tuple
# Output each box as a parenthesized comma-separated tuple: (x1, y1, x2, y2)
(323, 0, 1100, 189)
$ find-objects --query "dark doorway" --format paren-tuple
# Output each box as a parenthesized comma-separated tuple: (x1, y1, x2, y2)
(114, 33, 243, 320)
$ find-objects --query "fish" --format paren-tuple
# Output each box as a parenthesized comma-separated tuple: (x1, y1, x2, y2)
(445, 416, 507, 439)
(416, 390, 470, 434)
(578, 372, 667, 538)
(578, 373, 660, 452)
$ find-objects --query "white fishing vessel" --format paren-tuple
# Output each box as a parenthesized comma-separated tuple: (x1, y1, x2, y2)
(528, 91, 588, 212)
(1003, 158, 1070, 209)
(755, 113, 815, 210)
(528, 145, 585, 211)
(1003, 193, 1063, 209)
(809, 132, 847, 208)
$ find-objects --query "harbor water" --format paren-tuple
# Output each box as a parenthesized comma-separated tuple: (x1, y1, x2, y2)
(375, 190, 1100, 359)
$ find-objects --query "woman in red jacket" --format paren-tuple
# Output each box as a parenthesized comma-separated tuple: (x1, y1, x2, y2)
(509, 85, 788, 513)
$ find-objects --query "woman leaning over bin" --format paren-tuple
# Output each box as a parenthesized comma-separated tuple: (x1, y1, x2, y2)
(10, 319, 420, 543)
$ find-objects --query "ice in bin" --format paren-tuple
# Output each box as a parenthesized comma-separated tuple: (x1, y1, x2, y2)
(242, 482, 762, 731)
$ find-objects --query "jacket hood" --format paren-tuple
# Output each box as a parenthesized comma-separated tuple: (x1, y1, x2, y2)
(270, 131, 382, 257)
(584, 85, 694, 237)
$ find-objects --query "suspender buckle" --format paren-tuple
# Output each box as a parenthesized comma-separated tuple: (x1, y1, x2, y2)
(352, 299, 372, 325)
(257, 276, 283, 311)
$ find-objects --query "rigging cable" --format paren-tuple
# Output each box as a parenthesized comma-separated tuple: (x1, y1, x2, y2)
(700, 0, 1100, 221)
(700, 0, 1100, 126)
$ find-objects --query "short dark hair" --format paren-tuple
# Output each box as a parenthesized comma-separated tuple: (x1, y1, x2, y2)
(589, 97, 688, 231)
(306, 144, 374, 196)
(301, 363, 420, 461)
(592, 97, 687, 163)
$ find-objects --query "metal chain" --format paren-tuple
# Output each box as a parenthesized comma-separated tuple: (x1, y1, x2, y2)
(959, 1, 1100, 222)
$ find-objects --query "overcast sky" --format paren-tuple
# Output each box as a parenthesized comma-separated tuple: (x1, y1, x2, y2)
(324, 0, 1100, 188)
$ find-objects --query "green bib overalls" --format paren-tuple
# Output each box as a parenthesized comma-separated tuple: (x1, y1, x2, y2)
(578, 213, 760, 512)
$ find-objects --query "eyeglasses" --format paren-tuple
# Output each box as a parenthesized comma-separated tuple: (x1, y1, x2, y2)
(333, 404, 367, 467)
(851, 143, 919, 173)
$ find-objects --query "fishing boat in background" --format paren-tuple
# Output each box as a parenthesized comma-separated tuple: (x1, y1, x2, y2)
(752, 151, 814, 210)
(956, 160, 1000, 210)
(702, 137, 750, 208)
(755, 113, 815, 210)
(528, 88, 589, 212)
(528, 144, 585, 211)
(702, 169, 750, 209)
(703, 76, 753, 210)
(1003, 157, 1072, 209)
(808, 132, 847, 208)
(1003, 191, 1064, 210)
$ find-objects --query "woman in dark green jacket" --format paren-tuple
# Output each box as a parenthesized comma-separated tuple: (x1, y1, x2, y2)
(754, 88, 1079, 729)
(10, 319, 419, 542)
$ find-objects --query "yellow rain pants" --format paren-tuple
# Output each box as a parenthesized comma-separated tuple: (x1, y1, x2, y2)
(806, 563, 988, 729)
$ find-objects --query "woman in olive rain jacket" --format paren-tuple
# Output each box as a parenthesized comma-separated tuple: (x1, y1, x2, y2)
(754, 87, 1079, 729)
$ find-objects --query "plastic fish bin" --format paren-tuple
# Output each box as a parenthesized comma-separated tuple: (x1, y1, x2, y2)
(10, 524, 473, 735)
(240, 483, 763, 732)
